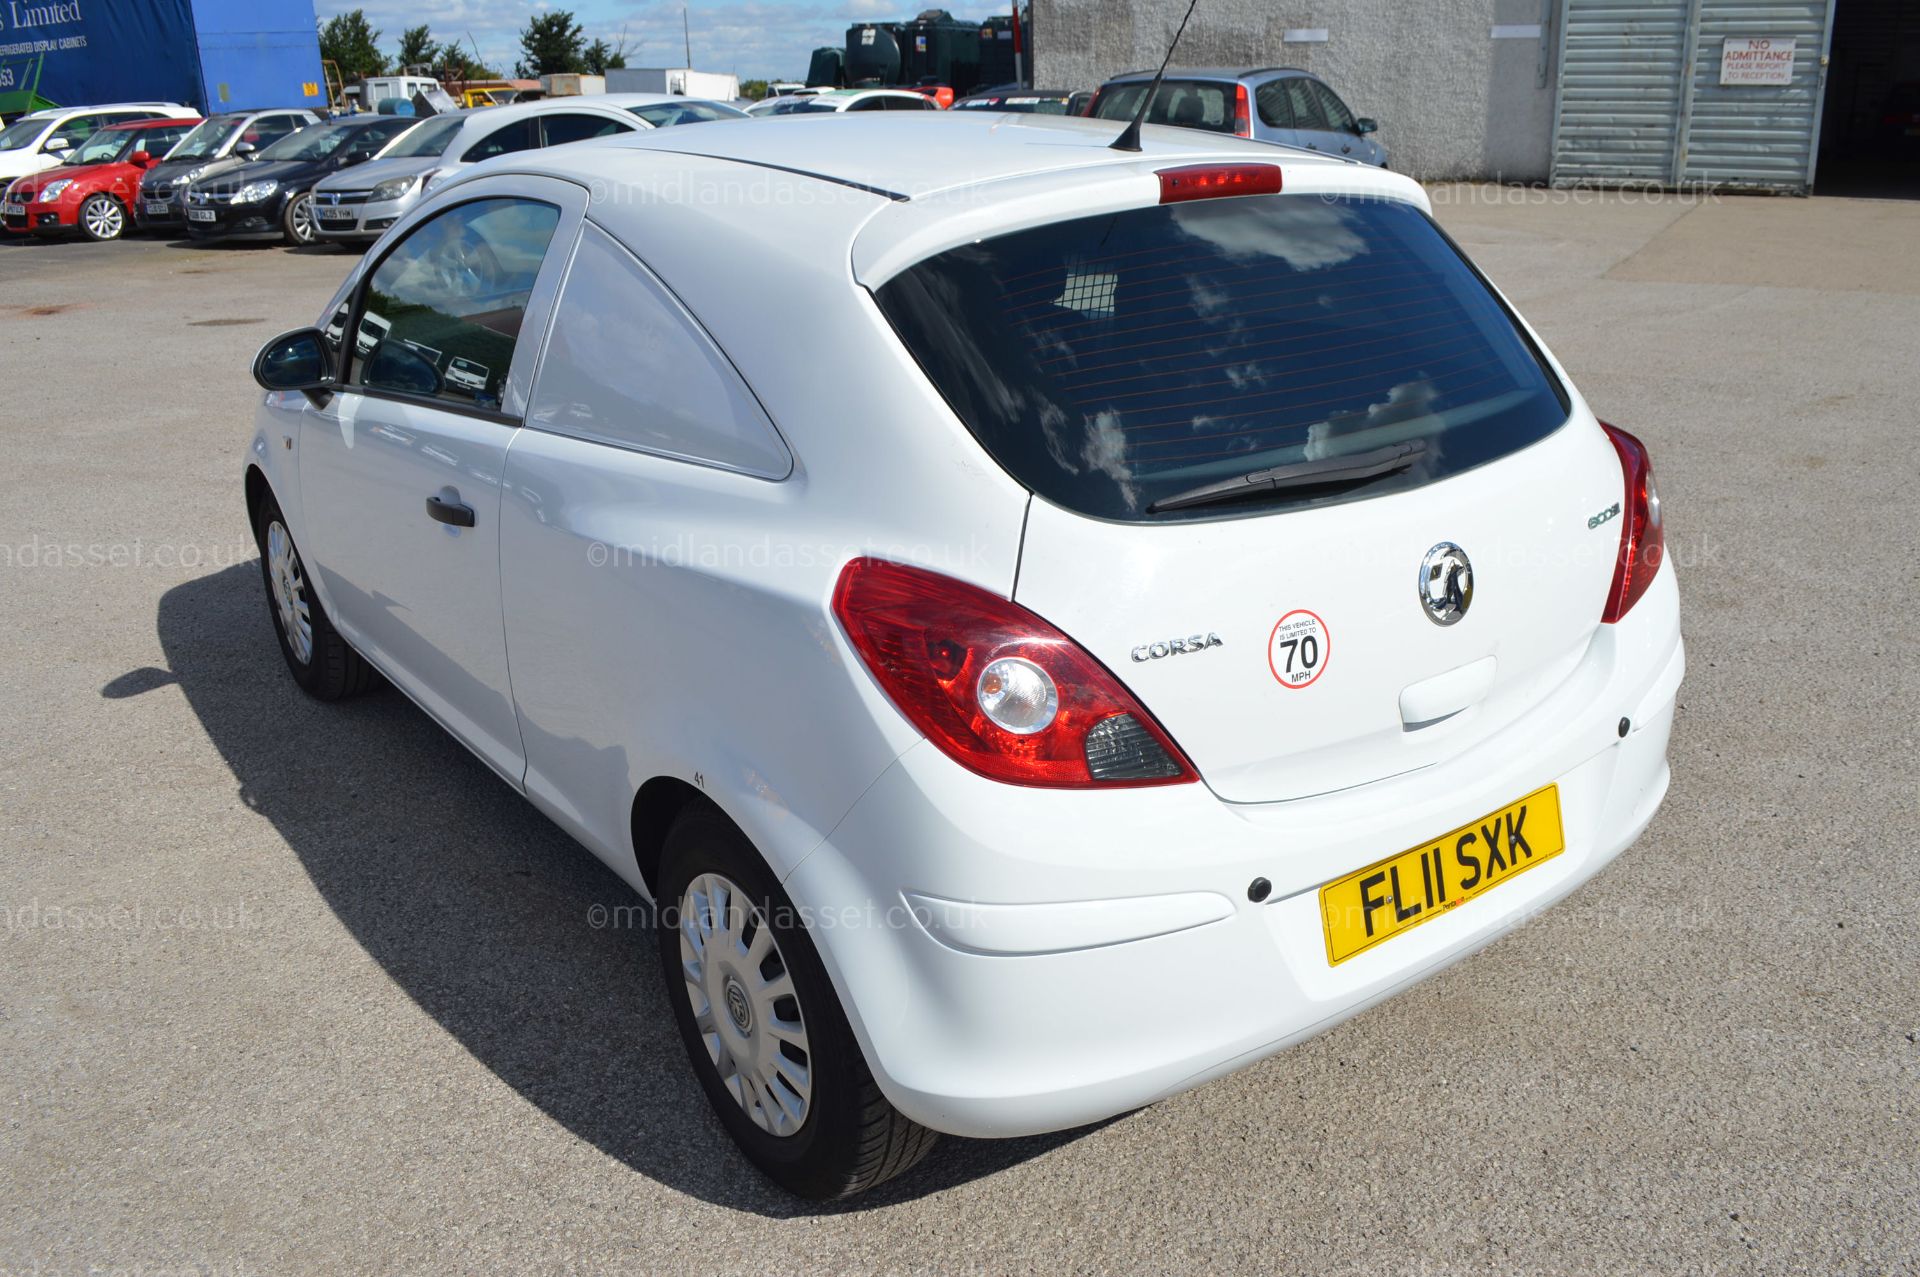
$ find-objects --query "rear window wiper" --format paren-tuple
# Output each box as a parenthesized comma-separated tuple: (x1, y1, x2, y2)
(1146, 439, 1429, 514)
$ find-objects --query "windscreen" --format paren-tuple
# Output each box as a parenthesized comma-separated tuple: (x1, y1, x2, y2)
(1091, 81, 1236, 133)
(260, 122, 348, 162)
(66, 130, 135, 165)
(0, 118, 48, 151)
(629, 101, 744, 127)
(168, 116, 244, 160)
(380, 114, 463, 158)
(875, 194, 1570, 521)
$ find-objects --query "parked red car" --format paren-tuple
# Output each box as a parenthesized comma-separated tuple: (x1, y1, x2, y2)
(2, 117, 201, 241)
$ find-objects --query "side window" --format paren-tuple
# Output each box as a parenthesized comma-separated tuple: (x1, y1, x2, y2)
(1310, 82, 1359, 133)
(848, 97, 888, 112)
(47, 113, 103, 148)
(1255, 81, 1294, 129)
(528, 223, 791, 479)
(1284, 78, 1330, 132)
(891, 95, 932, 111)
(255, 114, 305, 147)
(463, 119, 538, 162)
(349, 197, 562, 413)
(539, 113, 630, 146)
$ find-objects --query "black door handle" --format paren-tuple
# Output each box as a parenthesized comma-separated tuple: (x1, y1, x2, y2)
(425, 495, 475, 527)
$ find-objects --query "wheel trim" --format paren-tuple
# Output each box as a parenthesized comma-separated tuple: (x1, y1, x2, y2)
(266, 520, 314, 665)
(679, 872, 812, 1137)
(84, 198, 122, 239)
(289, 195, 314, 243)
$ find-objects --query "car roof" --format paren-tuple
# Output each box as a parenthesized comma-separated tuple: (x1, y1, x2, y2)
(501, 109, 1379, 203)
(1104, 66, 1314, 84)
(103, 117, 202, 131)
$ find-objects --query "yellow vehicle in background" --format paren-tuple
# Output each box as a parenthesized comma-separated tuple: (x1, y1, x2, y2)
(453, 80, 541, 109)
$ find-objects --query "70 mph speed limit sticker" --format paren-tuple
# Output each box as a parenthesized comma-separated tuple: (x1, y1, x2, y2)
(1268, 610, 1330, 689)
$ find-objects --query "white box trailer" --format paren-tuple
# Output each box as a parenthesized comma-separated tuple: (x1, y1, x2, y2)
(605, 67, 740, 100)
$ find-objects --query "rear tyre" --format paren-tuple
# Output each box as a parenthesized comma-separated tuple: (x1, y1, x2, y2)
(657, 804, 937, 1199)
(253, 492, 375, 700)
(79, 194, 126, 242)
(282, 192, 316, 246)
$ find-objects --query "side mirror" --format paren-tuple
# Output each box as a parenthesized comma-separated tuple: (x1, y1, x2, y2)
(1355, 117, 1378, 135)
(234, 140, 256, 156)
(363, 339, 442, 398)
(253, 327, 334, 406)
(130, 151, 154, 168)
(44, 136, 70, 153)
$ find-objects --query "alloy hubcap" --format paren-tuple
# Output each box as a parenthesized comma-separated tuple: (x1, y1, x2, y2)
(679, 872, 812, 1137)
(85, 199, 122, 239)
(290, 196, 314, 243)
(266, 520, 314, 665)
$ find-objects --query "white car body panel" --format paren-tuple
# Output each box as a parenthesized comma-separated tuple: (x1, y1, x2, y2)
(0, 103, 197, 182)
(247, 113, 1683, 1140)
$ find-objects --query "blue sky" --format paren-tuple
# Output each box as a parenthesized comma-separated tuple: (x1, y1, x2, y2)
(316, 0, 1015, 85)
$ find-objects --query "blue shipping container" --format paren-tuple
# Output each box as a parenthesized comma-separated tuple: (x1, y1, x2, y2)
(0, 0, 323, 115)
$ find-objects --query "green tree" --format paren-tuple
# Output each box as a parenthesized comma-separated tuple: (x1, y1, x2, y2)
(740, 79, 770, 101)
(582, 37, 627, 75)
(516, 10, 586, 77)
(395, 23, 436, 71)
(433, 43, 497, 84)
(319, 9, 389, 80)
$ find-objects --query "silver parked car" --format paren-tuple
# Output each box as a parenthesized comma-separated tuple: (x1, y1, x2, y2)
(310, 95, 745, 244)
(1089, 67, 1388, 167)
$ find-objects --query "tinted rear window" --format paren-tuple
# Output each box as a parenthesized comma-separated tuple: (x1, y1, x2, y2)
(1091, 80, 1235, 132)
(875, 194, 1570, 521)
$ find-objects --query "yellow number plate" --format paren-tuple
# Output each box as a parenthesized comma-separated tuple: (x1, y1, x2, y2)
(1320, 783, 1565, 966)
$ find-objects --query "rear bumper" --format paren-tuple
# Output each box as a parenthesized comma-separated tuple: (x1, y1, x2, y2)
(786, 569, 1683, 1138)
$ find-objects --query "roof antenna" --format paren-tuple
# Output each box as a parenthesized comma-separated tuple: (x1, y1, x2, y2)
(1110, 0, 1203, 152)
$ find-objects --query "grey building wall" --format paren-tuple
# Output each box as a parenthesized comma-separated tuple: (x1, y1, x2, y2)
(1035, 0, 1560, 181)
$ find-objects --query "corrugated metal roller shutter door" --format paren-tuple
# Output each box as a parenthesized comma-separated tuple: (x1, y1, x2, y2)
(1552, 0, 1692, 184)
(1680, 0, 1836, 189)
(1553, 0, 1837, 190)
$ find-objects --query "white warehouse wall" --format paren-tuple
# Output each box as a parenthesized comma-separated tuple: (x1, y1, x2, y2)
(1034, 0, 1561, 181)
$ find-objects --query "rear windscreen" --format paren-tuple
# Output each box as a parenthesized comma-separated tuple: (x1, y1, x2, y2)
(875, 194, 1570, 521)
(1091, 80, 1236, 133)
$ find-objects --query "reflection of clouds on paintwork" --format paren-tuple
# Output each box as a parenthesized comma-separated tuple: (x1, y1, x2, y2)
(1171, 198, 1369, 271)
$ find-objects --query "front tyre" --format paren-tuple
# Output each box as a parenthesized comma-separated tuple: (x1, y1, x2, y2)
(657, 805, 937, 1199)
(282, 192, 316, 246)
(79, 193, 126, 241)
(253, 493, 374, 699)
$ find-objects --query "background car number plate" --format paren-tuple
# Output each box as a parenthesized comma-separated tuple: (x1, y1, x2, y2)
(3, 202, 23, 216)
(318, 206, 352, 220)
(1320, 783, 1565, 965)
(188, 208, 216, 222)
(144, 201, 168, 215)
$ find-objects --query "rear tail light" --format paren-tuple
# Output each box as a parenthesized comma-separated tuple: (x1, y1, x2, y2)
(1084, 88, 1103, 118)
(832, 558, 1198, 788)
(1233, 82, 1252, 137)
(1599, 423, 1664, 623)
(1157, 163, 1282, 203)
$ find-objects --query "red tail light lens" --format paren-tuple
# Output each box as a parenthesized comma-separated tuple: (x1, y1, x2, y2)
(1157, 163, 1282, 203)
(832, 558, 1198, 788)
(1600, 423, 1665, 623)
(1234, 82, 1252, 137)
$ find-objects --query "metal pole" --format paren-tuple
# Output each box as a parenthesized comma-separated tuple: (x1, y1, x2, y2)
(684, 7, 693, 67)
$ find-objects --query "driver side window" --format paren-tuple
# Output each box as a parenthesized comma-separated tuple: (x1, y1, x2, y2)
(349, 197, 561, 414)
